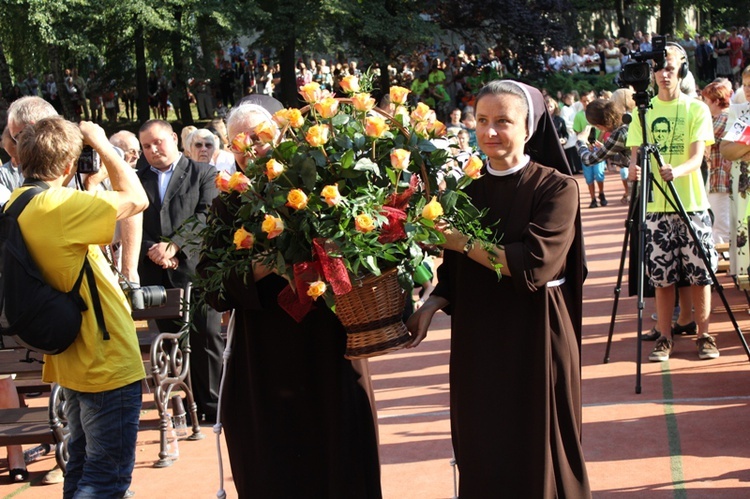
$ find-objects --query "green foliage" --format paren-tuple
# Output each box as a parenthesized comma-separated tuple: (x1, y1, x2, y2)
(540, 71, 620, 97)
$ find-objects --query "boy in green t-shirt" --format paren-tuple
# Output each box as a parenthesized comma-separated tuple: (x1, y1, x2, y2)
(626, 45, 718, 362)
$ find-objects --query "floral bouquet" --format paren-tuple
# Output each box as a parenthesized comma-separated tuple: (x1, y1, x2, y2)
(201, 76, 494, 358)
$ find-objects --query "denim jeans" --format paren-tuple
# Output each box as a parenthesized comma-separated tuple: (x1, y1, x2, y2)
(62, 380, 142, 499)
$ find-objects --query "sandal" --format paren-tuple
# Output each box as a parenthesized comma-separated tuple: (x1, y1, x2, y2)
(620, 194, 629, 205)
(641, 327, 661, 341)
(9, 468, 28, 483)
(671, 321, 697, 338)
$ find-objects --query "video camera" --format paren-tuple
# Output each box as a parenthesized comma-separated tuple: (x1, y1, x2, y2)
(618, 35, 667, 94)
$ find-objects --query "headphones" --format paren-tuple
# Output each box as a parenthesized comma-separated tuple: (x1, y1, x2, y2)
(665, 42, 689, 79)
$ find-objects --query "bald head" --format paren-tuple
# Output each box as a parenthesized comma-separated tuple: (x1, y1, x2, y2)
(109, 130, 141, 168)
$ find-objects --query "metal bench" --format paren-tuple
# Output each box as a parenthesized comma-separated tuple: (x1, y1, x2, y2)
(132, 285, 204, 467)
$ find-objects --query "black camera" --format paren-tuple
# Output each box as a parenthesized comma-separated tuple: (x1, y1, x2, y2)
(77, 145, 100, 174)
(618, 35, 667, 93)
(121, 282, 167, 310)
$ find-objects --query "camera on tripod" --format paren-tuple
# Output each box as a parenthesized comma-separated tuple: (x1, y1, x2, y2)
(121, 282, 167, 310)
(618, 35, 667, 93)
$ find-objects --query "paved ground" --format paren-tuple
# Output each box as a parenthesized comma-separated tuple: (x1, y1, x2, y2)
(2, 173, 750, 498)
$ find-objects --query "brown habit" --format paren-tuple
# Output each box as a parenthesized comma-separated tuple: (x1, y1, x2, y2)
(433, 161, 591, 498)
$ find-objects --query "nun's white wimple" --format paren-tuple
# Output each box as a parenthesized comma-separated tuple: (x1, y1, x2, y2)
(504, 80, 535, 143)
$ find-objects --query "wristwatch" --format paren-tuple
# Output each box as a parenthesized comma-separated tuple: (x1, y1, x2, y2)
(462, 238, 473, 256)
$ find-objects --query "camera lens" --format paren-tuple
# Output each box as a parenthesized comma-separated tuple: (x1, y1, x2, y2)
(141, 286, 167, 308)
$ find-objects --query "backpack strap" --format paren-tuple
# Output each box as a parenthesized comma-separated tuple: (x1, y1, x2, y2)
(5, 180, 110, 341)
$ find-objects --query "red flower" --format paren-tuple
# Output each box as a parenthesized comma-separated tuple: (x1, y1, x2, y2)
(378, 206, 407, 243)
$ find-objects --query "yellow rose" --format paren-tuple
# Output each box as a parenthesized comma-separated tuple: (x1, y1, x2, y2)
(299, 82, 322, 103)
(390, 85, 410, 105)
(463, 156, 483, 179)
(410, 102, 434, 123)
(414, 120, 430, 138)
(228, 171, 251, 193)
(422, 196, 444, 221)
(351, 93, 376, 112)
(273, 108, 304, 129)
(314, 96, 339, 119)
(390, 148, 411, 171)
(233, 227, 254, 250)
(262, 214, 284, 239)
(321, 184, 343, 207)
(305, 124, 330, 147)
(215, 171, 232, 193)
(364, 116, 388, 138)
(265, 158, 285, 180)
(340, 75, 360, 94)
(306, 280, 327, 300)
(354, 213, 375, 233)
(286, 188, 309, 210)
(254, 121, 277, 144)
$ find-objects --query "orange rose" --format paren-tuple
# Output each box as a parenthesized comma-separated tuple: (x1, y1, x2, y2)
(410, 102, 434, 123)
(215, 171, 232, 192)
(233, 227, 254, 250)
(265, 158, 285, 180)
(305, 124, 330, 147)
(299, 82, 322, 103)
(463, 156, 483, 179)
(422, 196, 444, 221)
(428, 120, 447, 137)
(364, 116, 388, 138)
(261, 214, 284, 239)
(273, 108, 304, 129)
(230, 132, 254, 156)
(228, 171, 251, 192)
(286, 188, 309, 210)
(314, 97, 339, 119)
(351, 93, 376, 112)
(340, 75, 360, 94)
(390, 149, 411, 171)
(390, 86, 410, 105)
(306, 280, 327, 300)
(354, 213, 375, 233)
(254, 121, 277, 144)
(321, 185, 343, 207)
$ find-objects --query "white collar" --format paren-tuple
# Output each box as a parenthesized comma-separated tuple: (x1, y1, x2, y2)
(487, 155, 530, 176)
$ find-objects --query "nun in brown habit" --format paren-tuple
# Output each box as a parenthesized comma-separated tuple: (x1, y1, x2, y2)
(407, 80, 591, 498)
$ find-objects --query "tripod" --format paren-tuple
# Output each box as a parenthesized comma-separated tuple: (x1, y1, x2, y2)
(603, 102, 750, 394)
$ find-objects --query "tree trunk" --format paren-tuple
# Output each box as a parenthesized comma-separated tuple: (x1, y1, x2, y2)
(135, 22, 150, 124)
(48, 44, 73, 120)
(615, 0, 633, 40)
(170, 7, 193, 125)
(279, 38, 297, 108)
(0, 42, 13, 100)
(660, 0, 675, 39)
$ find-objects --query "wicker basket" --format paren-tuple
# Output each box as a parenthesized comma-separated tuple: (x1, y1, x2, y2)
(334, 268, 412, 359)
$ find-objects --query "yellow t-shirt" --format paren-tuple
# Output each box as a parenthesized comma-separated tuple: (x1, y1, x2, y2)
(626, 94, 714, 213)
(7, 186, 145, 392)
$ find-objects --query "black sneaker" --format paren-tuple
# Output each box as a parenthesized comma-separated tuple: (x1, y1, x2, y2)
(671, 321, 697, 338)
(599, 193, 608, 206)
(589, 199, 598, 208)
(649, 336, 673, 362)
(642, 327, 660, 341)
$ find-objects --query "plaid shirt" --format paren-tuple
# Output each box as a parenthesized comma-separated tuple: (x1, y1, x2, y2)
(708, 112, 731, 194)
(576, 124, 629, 168)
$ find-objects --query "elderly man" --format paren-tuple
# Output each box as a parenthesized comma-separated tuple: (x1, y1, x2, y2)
(109, 130, 141, 169)
(137, 120, 222, 423)
(9, 108, 148, 497)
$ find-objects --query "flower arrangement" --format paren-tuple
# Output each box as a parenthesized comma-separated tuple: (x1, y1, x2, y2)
(200, 76, 495, 320)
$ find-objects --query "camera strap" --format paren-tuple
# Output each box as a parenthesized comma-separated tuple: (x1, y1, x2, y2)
(83, 258, 110, 341)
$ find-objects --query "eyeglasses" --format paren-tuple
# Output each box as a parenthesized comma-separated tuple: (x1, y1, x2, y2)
(193, 142, 214, 148)
(124, 149, 141, 158)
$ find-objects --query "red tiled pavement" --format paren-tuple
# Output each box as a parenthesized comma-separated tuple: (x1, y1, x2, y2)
(2, 173, 750, 498)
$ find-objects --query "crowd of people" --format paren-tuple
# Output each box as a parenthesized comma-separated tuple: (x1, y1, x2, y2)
(1, 26, 750, 497)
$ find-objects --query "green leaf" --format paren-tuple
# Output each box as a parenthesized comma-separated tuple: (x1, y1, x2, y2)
(340, 149, 355, 169)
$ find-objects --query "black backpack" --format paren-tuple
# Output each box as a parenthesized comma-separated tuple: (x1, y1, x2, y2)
(0, 182, 107, 354)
